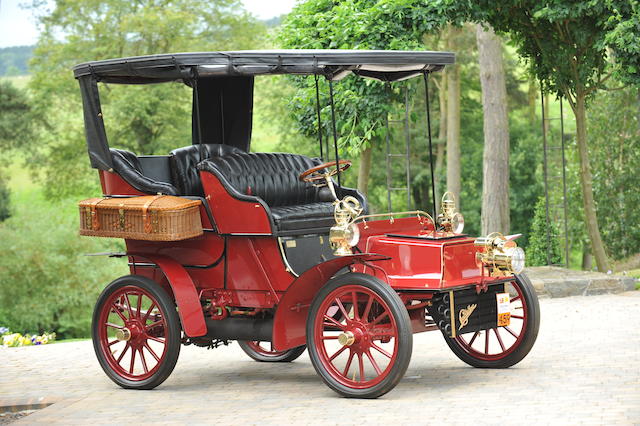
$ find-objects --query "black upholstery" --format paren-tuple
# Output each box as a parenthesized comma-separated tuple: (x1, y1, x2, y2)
(197, 152, 368, 234)
(110, 149, 179, 195)
(170, 144, 244, 196)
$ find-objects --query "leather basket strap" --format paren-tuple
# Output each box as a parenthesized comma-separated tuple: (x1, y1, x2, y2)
(142, 195, 164, 233)
(89, 198, 106, 230)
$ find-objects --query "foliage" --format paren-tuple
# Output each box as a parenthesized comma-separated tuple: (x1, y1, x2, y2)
(0, 81, 36, 154)
(527, 197, 563, 266)
(0, 192, 126, 338)
(27, 0, 266, 199)
(587, 87, 640, 260)
(2, 330, 56, 347)
(0, 173, 10, 222)
(0, 46, 33, 76)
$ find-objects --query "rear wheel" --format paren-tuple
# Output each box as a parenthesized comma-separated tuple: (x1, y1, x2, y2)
(306, 273, 412, 399)
(238, 341, 306, 362)
(92, 275, 181, 389)
(443, 274, 540, 368)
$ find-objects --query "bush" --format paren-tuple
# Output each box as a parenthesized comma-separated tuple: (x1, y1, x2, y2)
(0, 193, 126, 338)
(526, 197, 563, 266)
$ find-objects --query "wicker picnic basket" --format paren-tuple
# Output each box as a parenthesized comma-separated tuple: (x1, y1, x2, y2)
(78, 195, 203, 241)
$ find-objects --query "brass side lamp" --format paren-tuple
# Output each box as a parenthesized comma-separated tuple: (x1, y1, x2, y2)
(437, 191, 465, 234)
(475, 232, 525, 276)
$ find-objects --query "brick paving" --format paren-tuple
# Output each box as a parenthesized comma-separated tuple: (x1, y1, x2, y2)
(1, 291, 638, 425)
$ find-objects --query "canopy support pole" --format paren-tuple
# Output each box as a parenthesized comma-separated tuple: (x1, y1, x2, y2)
(328, 80, 342, 190)
(314, 75, 325, 161)
(192, 76, 205, 160)
(423, 72, 437, 224)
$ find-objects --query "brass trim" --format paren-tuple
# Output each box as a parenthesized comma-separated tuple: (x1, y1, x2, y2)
(276, 237, 299, 278)
(338, 331, 355, 346)
(353, 210, 435, 228)
(115, 327, 131, 342)
(458, 304, 477, 330)
(449, 290, 456, 338)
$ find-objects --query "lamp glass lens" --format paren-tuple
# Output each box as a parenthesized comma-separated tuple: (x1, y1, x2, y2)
(452, 212, 465, 234)
(510, 247, 525, 273)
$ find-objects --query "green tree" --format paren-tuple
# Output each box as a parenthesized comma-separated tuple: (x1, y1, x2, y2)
(27, 0, 265, 198)
(527, 197, 562, 266)
(452, 1, 640, 271)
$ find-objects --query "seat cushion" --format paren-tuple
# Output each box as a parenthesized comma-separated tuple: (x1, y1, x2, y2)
(201, 153, 321, 207)
(110, 149, 179, 195)
(270, 202, 336, 231)
(170, 144, 244, 196)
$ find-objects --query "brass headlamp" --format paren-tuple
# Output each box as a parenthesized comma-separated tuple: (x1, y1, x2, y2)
(437, 191, 465, 234)
(475, 232, 525, 276)
(329, 196, 363, 256)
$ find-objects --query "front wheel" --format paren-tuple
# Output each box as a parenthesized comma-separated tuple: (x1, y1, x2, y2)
(238, 341, 306, 362)
(92, 275, 182, 389)
(306, 273, 413, 399)
(443, 274, 540, 368)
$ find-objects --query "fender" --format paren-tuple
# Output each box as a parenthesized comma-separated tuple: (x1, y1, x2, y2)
(272, 253, 389, 351)
(129, 252, 207, 337)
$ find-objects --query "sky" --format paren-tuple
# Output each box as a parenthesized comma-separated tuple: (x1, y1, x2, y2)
(0, 0, 298, 48)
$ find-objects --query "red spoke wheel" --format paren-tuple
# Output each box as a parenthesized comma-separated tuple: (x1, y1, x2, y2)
(444, 274, 540, 368)
(238, 341, 306, 362)
(306, 273, 412, 399)
(92, 275, 181, 389)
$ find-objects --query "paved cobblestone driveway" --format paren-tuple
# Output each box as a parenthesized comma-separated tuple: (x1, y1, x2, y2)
(1, 292, 639, 425)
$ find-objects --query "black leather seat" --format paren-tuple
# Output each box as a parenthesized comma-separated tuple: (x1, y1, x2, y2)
(110, 149, 179, 195)
(197, 152, 367, 234)
(170, 144, 244, 196)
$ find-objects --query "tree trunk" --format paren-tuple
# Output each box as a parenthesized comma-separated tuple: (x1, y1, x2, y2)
(476, 24, 510, 235)
(581, 244, 593, 271)
(527, 76, 537, 125)
(357, 145, 373, 196)
(435, 72, 447, 212)
(446, 26, 461, 205)
(572, 93, 610, 272)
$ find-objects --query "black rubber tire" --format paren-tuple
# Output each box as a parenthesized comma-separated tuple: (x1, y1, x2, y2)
(238, 341, 306, 362)
(92, 275, 182, 389)
(306, 272, 413, 399)
(443, 273, 540, 369)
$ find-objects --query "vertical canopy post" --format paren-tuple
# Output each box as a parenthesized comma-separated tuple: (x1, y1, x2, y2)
(423, 72, 437, 223)
(314, 75, 325, 161)
(328, 79, 342, 190)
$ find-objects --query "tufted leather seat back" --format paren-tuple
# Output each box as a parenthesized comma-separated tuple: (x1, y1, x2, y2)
(109, 149, 179, 195)
(170, 144, 244, 196)
(202, 153, 322, 207)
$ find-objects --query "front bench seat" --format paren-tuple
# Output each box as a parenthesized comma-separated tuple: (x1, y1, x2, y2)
(197, 152, 367, 234)
(170, 144, 245, 196)
(110, 149, 179, 195)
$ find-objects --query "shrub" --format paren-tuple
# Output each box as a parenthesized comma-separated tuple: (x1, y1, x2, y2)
(526, 197, 563, 266)
(0, 174, 10, 222)
(0, 193, 126, 338)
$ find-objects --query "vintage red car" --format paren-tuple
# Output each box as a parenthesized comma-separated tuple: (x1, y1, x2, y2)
(74, 50, 539, 398)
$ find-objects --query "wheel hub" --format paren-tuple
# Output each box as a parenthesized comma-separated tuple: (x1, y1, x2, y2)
(115, 327, 131, 342)
(338, 331, 355, 346)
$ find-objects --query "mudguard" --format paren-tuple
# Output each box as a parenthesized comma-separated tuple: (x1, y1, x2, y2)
(129, 252, 207, 337)
(272, 253, 389, 351)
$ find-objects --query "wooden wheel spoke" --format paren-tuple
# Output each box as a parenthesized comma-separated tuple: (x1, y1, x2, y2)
(371, 342, 392, 358)
(328, 345, 347, 362)
(108, 339, 120, 347)
(117, 342, 130, 363)
(493, 328, 506, 352)
(147, 335, 166, 344)
(358, 353, 365, 382)
(322, 335, 339, 340)
(511, 314, 524, 320)
(361, 295, 374, 320)
(323, 315, 346, 330)
(468, 331, 480, 346)
(503, 326, 519, 339)
(129, 348, 136, 374)
(365, 350, 382, 375)
(146, 320, 164, 331)
(510, 295, 521, 303)
(335, 298, 350, 320)
(371, 311, 389, 326)
(111, 304, 128, 322)
(352, 291, 360, 320)
(142, 302, 156, 323)
(144, 342, 160, 362)
(343, 351, 355, 376)
(136, 293, 143, 319)
(124, 293, 135, 320)
(139, 347, 149, 373)
(105, 322, 123, 329)
(484, 330, 490, 354)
